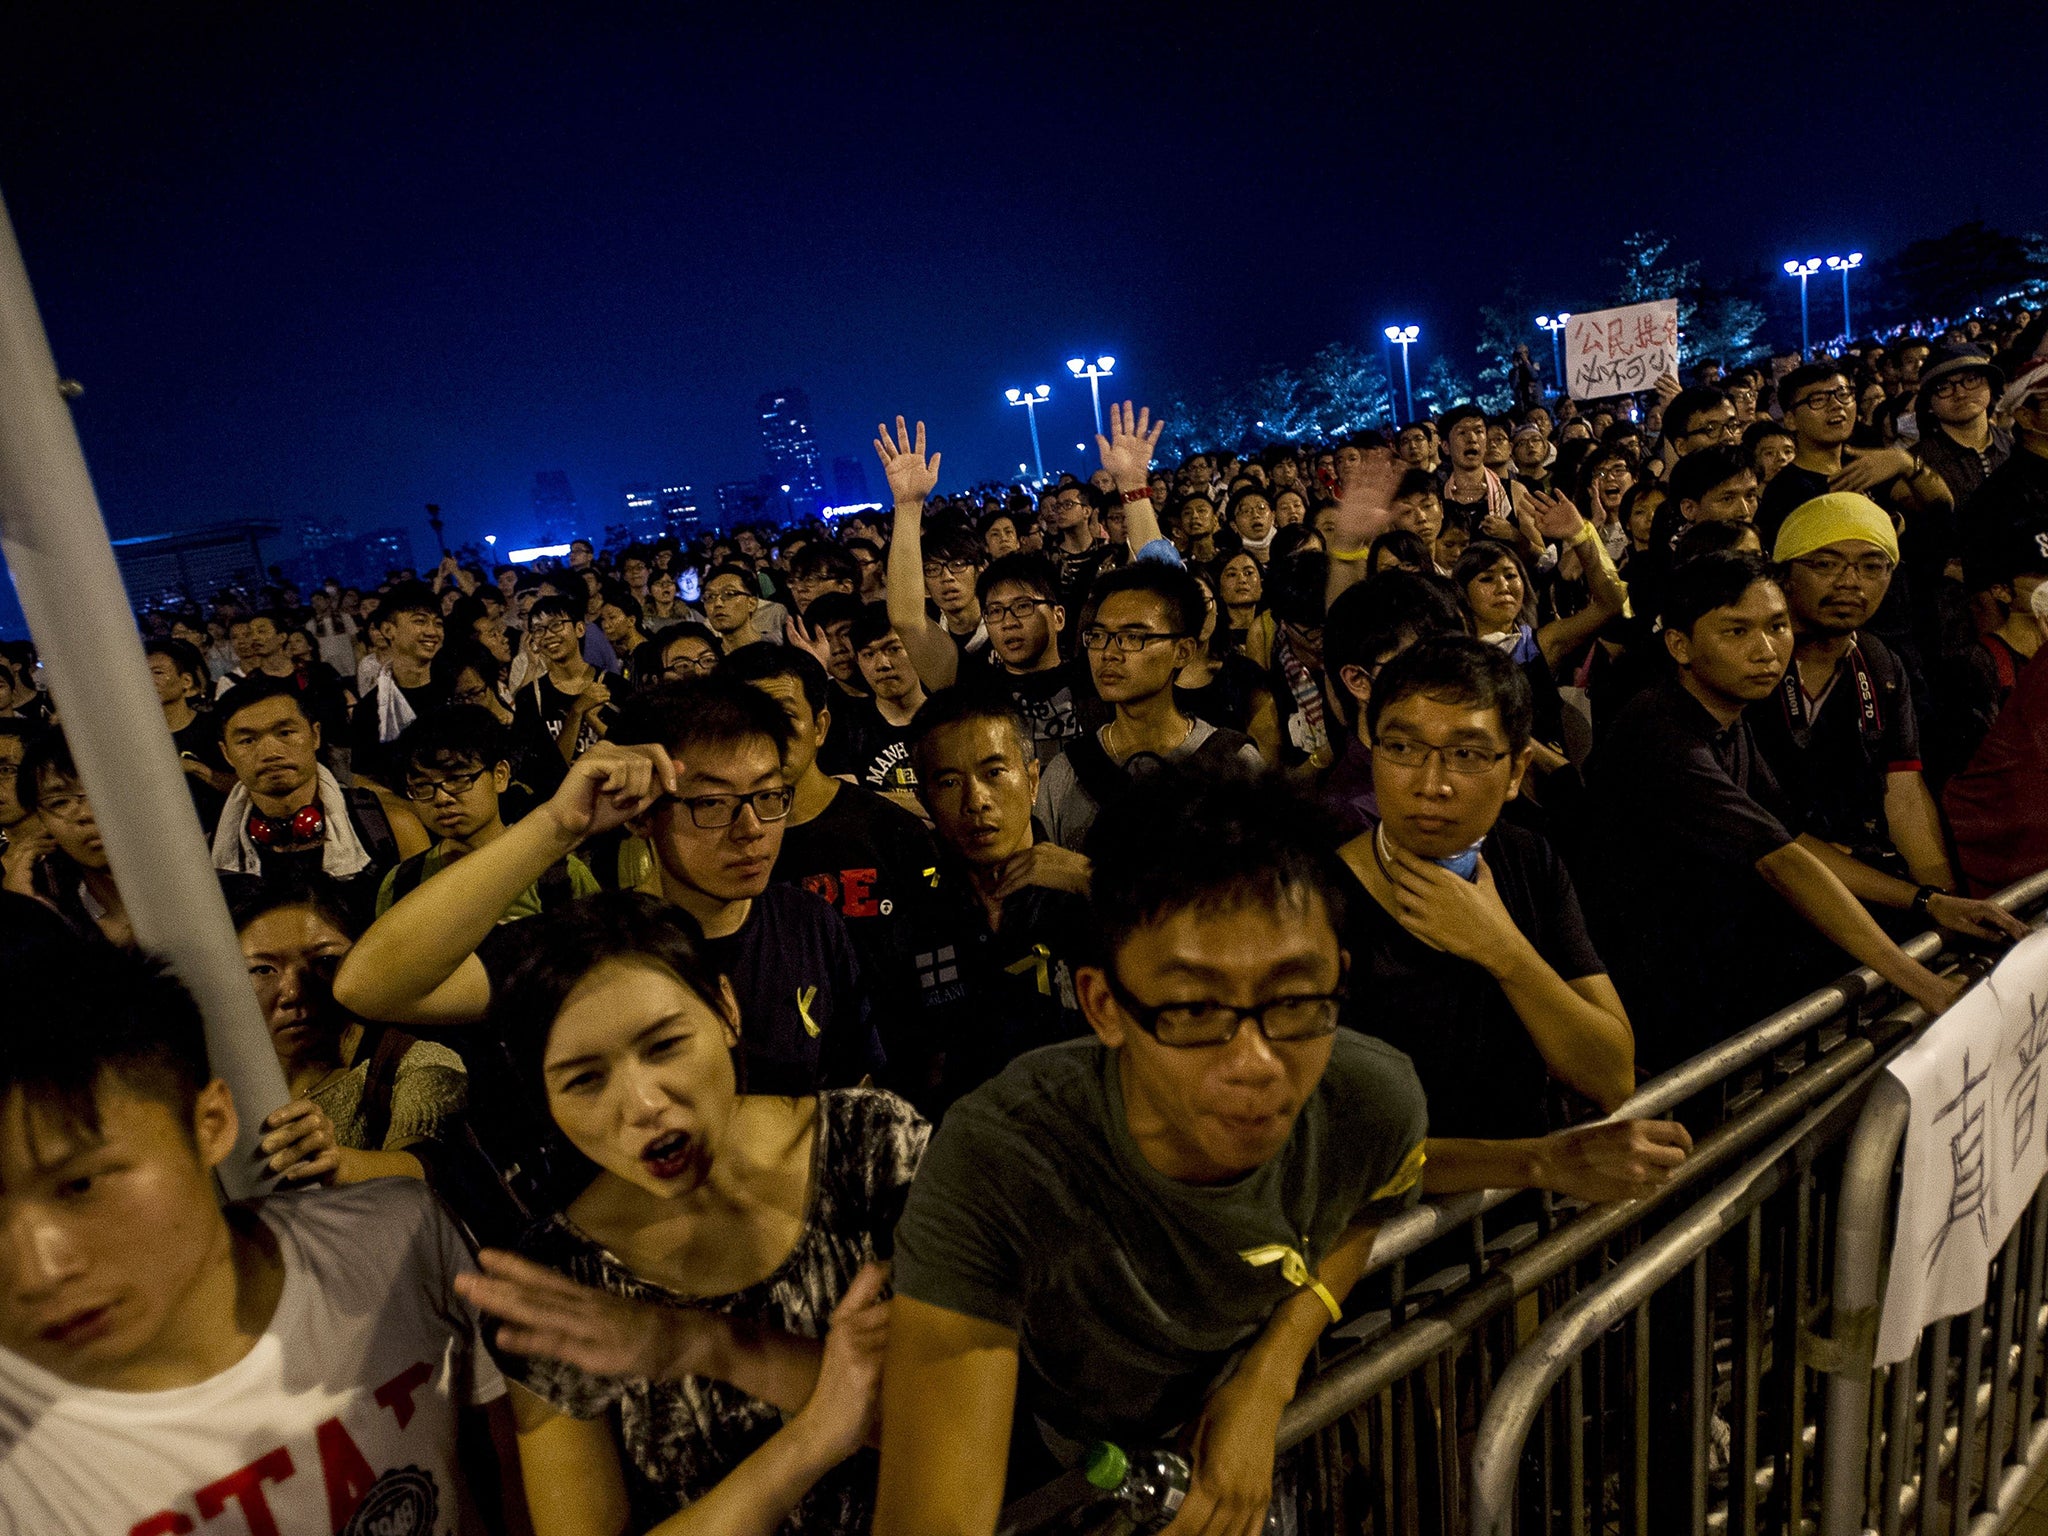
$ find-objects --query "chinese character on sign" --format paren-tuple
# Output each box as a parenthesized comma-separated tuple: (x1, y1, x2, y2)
(2007, 992, 2048, 1169)
(1928, 1048, 1992, 1269)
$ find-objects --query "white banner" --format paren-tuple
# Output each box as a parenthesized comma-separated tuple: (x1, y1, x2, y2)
(1563, 301, 1680, 400)
(1877, 926, 2048, 1364)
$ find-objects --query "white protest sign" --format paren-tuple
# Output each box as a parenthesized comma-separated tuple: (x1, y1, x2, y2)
(1563, 301, 1680, 400)
(1876, 926, 2048, 1364)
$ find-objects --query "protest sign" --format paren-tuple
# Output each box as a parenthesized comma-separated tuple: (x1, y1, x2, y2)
(1876, 925, 2048, 1364)
(1563, 301, 1679, 400)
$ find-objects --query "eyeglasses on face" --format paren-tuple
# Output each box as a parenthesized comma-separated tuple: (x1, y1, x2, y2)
(1929, 374, 1992, 398)
(663, 653, 720, 678)
(676, 787, 794, 829)
(703, 586, 753, 604)
(1791, 386, 1857, 412)
(529, 619, 578, 638)
(404, 766, 491, 802)
(1372, 735, 1512, 775)
(1081, 627, 1185, 653)
(923, 560, 979, 578)
(1106, 971, 1344, 1049)
(1789, 552, 1894, 583)
(985, 597, 1051, 624)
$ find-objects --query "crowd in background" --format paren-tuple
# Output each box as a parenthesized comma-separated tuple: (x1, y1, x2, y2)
(4, 299, 2048, 1536)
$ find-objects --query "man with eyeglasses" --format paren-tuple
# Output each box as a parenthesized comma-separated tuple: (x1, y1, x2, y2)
(1035, 563, 1261, 852)
(1911, 347, 2010, 508)
(1658, 384, 1740, 473)
(337, 676, 883, 1097)
(1750, 495, 1957, 894)
(845, 605, 931, 814)
(655, 623, 723, 683)
(1334, 637, 1690, 1199)
(374, 705, 598, 922)
(1046, 484, 1117, 633)
(1757, 362, 1953, 548)
(877, 762, 1428, 1536)
(509, 592, 623, 799)
(700, 561, 775, 654)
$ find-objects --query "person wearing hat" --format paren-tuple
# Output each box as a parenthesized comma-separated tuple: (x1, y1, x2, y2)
(1964, 336, 2048, 532)
(1912, 345, 2010, 509)
(1751, 494, 1956, 894)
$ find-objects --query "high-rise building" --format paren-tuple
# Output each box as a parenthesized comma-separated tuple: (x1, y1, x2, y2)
(621, 483, 659, 538)
(831, 455, 870, 507)
(758, 388, 824, 515)
(716, 480, 768, 530)
(532, 470, 579, 544)
(359, 527, 416, 582)
(659, 484, 702, 538)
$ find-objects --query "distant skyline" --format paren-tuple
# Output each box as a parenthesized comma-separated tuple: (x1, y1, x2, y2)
(2, 1, 2045, 624)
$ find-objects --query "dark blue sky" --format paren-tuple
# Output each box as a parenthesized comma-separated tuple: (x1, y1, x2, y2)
(2, 1, 2044, 583)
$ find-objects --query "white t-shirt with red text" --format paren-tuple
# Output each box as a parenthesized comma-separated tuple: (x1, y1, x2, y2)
(0, 1178, 505, 1536)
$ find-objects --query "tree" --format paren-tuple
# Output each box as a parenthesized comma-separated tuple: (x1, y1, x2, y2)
(1606, 229, 1768, 370)
(1881, 221, 2035, 322)
(1298, 343, 1395, 438)
(1411, 354, 1472, 419)
(1474, 280, 1539, 412)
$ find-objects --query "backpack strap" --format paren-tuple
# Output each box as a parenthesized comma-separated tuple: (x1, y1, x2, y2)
(357, 1024, 418, 1151)
(537, 858, 575, 911)
(1061, 730, 1130, 811)
(344, 787, 399, 869)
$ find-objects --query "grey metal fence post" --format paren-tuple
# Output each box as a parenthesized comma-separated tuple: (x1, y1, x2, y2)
(0, 187, 288, 1194)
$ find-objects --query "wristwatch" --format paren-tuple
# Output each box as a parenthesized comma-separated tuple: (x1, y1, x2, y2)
(1911, 886, 1938, 916)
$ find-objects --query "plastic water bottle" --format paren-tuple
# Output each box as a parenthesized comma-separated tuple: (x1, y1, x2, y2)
(1083, 1442, 1190, 1534)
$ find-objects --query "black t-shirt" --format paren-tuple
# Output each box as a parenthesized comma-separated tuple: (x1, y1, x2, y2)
(510, 671, 623, 795)
(1336, 822, 1605, 1140)
(773, 783, 942, 1075)
(1578, 678, 1834, 1072)
(816, 690, 878, 779)
(891, 1033, 1428, 1446)
(348, 680, 447, 787)
(845, 711, 919, 797)
(1755, 465, 1832, 547)
(973, 658, 1091, 764)
(171, 715, 228, 834)
(475, 882, 884, 1098)
(1173, 653, 1266, 737)
(1750, 634, 1921, 864)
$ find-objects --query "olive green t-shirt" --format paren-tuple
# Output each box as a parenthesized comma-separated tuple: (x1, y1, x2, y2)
(891, 1031, 1427, 1445)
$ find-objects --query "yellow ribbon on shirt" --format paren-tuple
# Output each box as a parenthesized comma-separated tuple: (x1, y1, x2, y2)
(1004, 943, 1053, 995)
(1239, 1244, 1343, 1325)
(1370, 1141, 1428, 1203)
(797, 986, 820, 1038)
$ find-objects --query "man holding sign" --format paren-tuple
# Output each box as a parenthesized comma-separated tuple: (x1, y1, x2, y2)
(1565, 302, 1681, 402)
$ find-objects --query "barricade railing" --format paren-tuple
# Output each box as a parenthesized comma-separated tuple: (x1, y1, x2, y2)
(993, 869, 2048, 1536)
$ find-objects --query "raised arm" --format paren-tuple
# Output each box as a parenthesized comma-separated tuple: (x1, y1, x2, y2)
(1526, 487, 1627, 669)
(877, 417, 959, 690)
(1097, 401, 1168, 556)
(1323, 448, 1403, 605)
(334, 743, 677, 1026)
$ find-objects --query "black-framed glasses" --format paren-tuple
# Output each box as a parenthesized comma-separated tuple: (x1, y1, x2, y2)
(1790, 386, 1857, 412)
(450, 684, 493, 707)
(1080, 627, 1186, 653)
(923, 560, 980, 578)
(404, 766, 491, 802)
(1680, 418, 1741, 442)
(677, 787, 793, 829)
(1372, 736, 1512, 775)
(663, 652, 720, 679)
(985, 597, 1052, 624)
(529, 619, 578, 638)
(1929, 374, 1992, 398)
(1789, 552, 1894, 583)
(1106, 971, 1345, 1049)
(702, 586, 753, 605)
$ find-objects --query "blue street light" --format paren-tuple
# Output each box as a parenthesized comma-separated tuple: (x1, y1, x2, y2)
(1005, 384, 1052, 483)
(1535, 314, 1572, 392)
(1783, 258, 1824, 358)
(1384, 326, 1419, 425)
(1066, 355, 1116, 436)
(1826, 253, 1864, 346)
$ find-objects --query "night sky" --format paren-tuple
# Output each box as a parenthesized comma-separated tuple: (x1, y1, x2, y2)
(2, 1, 2044, 616)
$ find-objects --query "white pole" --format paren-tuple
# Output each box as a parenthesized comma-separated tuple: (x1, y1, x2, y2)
(0, 188, 287, 1196)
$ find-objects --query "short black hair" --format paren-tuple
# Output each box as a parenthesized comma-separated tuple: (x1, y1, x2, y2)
(976, 509, 1018, 539)
(1264, 550, 1331, 628)
(1664, 385, 1732, 441)
(392, 705, 512, 781)
(702, 563, 757, 594)
(1322, 570, 1465, 730)
(144, 636, 212, 698)
(15, 727, 77, 814)
(1661, 551, 1779, 636)
(1669, 443, 1756, 509)
(720, 642, 832, 719)
(801, 591, 865, 630)
(376, 580, 441, 623)
(611, 675, 793, 762)
(977, 552, 1059, 606)
(1672, 519, 1758, 565)
(597, 583, 643, 621)
(906, 685, 1033, 781)
(1085, 759, 1344, 966)
(790, 542, 860, 586)
(924, 528, 987, 570)
(1437, 402, 1486, 435)
(0, 935, 211, 1161)
(1392, 470, 1441, 503)
(848, 603, 899, 652)
(1084, 561, 1206, 637)
(1365, 634, 1533, 755)
(216, 672, 315, 736)
(1367, 530, 1431, 570)
(526, 593, 584, 627)
(229, 875, 363, 942)
(1741, 418, 1794, 452)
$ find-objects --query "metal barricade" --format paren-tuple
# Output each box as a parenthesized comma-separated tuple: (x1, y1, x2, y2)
(992, 871, 2048, 1536)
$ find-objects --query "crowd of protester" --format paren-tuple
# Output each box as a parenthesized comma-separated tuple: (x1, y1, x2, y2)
(3, 301, 2047, 1535)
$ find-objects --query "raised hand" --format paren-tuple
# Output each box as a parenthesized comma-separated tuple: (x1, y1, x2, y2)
(1830, 446, 1915, 494)
(1526, 486, 1588, 543)
(544, 742, 679, 842)
(1328, 445, 1403, 552)
(874, 416, 942, 507)
(258, 1099, 342, 1185)
(457, 1248, 702, 1379)
(786, 612, 834, 671)
(1096, 400, 1164, 489)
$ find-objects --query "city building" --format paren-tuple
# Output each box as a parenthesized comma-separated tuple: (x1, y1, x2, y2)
(621, 482, 658, 538)
(532, 470, 579, 544)
(831, 455, 869, 507)
(758, 387, 824, 515)
(111, 522, 278, 612)
(359, 526, 416, 582)
(659, 483, 702, 538)
(716, 479, 768, 530)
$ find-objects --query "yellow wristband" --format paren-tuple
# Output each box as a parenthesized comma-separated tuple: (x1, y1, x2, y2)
(1329, 545, 1372, 563)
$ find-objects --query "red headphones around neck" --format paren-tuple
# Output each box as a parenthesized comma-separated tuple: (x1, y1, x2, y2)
(247, 802, 326, 848)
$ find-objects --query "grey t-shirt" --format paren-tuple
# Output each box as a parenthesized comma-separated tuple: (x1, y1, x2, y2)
(1034, 718, 1265, 852)
(891, 1033, 1427, 1446)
